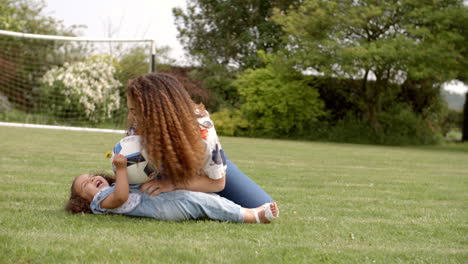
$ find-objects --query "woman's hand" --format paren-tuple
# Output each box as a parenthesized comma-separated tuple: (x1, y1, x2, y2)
(140, 177, 176, 197)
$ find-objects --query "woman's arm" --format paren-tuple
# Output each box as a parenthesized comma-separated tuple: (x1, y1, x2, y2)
(179, 173, 226, 192)
(140, 173, 225, 196)
(101, 154, 129, 209)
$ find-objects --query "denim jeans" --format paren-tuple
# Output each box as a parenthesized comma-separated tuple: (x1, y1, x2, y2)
(216, 158, 274, 208)
(128, 189, 244, 222)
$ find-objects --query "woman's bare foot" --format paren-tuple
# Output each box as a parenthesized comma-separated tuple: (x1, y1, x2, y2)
(243, 202, 279, 224)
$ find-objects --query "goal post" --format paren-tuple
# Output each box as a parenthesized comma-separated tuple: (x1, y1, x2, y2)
(0, 29, 156, 130)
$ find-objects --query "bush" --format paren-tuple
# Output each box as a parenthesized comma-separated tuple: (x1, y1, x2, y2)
(319, 104, 440, 145)
(40, 55, 121, 123)
(440, 109, 463, 137)
(210, 108, 249, 137)
(234, 52, 325, 137)
(377, 104, 440, 145)
(445, 129, 462, 141)
(323, 116, 379, 144)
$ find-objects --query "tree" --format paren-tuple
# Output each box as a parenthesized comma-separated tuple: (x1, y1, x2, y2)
(173, 0, 299, 70)
(274, 0, 467, 128)
(0, 0, 80, 35)
(173, 0, 301, 111)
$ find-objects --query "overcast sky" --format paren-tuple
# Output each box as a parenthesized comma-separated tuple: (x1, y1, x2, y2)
(43, 0, 467, 94)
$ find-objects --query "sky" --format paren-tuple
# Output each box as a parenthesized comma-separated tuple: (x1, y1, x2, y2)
(43, 0, 188, 64)
(43, 0, 467, 94)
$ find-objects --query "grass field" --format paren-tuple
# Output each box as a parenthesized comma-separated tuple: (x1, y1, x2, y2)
(1, 126, 467, 263)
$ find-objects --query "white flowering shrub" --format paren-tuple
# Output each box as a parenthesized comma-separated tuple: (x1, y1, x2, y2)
(41, 55, 121, 123)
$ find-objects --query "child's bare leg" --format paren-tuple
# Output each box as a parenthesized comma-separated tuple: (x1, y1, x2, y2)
(242, 202, 279, 224)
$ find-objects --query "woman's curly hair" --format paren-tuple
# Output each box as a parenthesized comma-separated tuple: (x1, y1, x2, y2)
(127, 73, 205, 186)
(65, 172, 115, 214)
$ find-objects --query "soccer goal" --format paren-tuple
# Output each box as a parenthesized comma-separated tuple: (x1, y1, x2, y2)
(0, 30, 156, 131)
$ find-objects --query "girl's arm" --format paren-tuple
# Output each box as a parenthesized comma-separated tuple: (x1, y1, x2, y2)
(100, 154, 129, 209)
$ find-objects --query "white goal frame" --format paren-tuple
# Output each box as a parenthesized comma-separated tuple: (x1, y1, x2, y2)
(0, 29, 157, 72)
(0, 29, 157, 133)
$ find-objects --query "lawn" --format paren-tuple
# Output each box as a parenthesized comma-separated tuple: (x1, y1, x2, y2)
(0, 126, 467, 263)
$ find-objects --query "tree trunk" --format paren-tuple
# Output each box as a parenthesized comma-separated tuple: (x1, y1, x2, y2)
(366, 72, 384, 130)
(361, 69, 377, 128)
(462, 91, 468, 142)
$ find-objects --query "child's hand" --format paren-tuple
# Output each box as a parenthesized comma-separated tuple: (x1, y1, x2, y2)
(112, 153, 128, 169)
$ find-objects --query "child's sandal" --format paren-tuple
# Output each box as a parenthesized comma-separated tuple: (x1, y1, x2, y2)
(254, 202, 279, 223)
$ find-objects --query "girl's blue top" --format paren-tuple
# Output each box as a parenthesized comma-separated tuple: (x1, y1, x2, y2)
(90, 184, 142, 214)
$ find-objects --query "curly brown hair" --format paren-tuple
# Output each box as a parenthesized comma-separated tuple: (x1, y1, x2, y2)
(65, 172, 115, 214)
(127, 73, 205, 186)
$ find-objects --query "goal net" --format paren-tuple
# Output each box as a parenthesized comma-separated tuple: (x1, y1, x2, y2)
(0, 30, 155, 129)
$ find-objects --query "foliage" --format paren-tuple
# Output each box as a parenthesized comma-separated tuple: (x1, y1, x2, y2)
(440, 109, 463, 137)
(158, 66, 210, 107)
(234, 52, 325, 137)
(40, 55, 121, 122)
(173, 0, 299, 69)
(376, 104, 440, 145)
(188, 63, 239, 111)
(209, 108, 249, 136)
(273, 0, 468, 128)
(113, 46, 152, 120)
(115, 46, 151, 86)
(173, 0, 300, 111)
(399, 78, 444, 119)
(319, 104, 440, 145)
(445, 129, 462, 141)
(0, 0, 80, 34)
(115, 44, 176, 85)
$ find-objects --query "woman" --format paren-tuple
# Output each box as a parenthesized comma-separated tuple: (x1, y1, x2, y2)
(126, 73, 273, 208)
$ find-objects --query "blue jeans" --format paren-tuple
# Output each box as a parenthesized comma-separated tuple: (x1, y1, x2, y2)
(128, 190, 244, 222)
(216, 158, 273, 208)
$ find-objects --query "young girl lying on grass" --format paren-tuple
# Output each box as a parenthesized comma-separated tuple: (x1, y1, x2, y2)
(65, 154, 278, 224)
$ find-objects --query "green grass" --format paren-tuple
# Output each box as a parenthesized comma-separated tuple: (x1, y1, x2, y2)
(1, 126, 467, 263)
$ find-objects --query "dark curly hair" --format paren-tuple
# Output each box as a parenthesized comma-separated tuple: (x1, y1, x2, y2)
(65, 172, 115, 214)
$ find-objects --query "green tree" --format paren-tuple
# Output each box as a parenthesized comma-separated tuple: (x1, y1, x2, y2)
(0, 0, 79, 34)
(173, 0, 299, 69)
(274, 0, 467, 128)
(173, 0, 300, 111)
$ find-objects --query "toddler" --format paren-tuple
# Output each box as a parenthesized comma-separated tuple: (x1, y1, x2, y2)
(65, 154, 278, 224)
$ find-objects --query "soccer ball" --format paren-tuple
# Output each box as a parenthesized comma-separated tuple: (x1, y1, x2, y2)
(111, 135, 157, 184)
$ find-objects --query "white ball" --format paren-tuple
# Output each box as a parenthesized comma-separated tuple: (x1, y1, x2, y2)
(111, 135, 157, 184)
